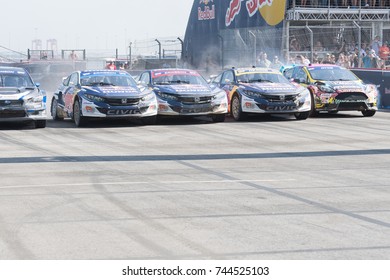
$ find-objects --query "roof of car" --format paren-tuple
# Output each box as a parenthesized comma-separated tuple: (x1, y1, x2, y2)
(0, 66, 27, 73)
(305, 64, 343, 68)
(80, 70, 130, 75)
(234, 67, 281, 75)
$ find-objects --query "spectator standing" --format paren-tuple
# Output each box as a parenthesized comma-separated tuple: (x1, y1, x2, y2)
(290, 38, 301, 52)
(321, 53, 333, 64)
(106, 61, 117, 70)
(379, 41, 389, 63)
(69, 50, 78, 60)
(371, 36, 382, 55)
(337, 53, 350, 68)
(270, 56, 283, 69)
(257, 52, 271, 68)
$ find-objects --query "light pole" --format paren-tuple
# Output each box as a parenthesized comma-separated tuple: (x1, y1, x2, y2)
(177, 37, 184, 61)
(155, 39, 161, 60)
(129, 42, 132, 68)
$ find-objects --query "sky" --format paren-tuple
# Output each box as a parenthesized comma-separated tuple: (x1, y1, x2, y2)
(0, 0, 194, 56)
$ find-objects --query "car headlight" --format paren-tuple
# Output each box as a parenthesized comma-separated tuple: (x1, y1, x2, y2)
(84, 94, 105, 102)
(156, 92, 178, 101)
(23, 93, 44, 109)
(242, 89, 264, 98)
(364, 84, 378, 95)
(317, 84, 334, 93)
(297, 88, 309, 98)
(141, 92, 156, 101)
(212, 90, 226, 100)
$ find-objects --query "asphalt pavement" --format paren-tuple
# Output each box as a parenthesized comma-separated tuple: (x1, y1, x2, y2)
(0, 111, 389, 259)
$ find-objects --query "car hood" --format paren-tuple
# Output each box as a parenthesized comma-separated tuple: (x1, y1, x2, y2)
(0, 87, 37, 100)
(82, 85, 142, 97)
(319, 80, 364, 92)
(239, 82, 297, 94)
(154, 84, 212, 95)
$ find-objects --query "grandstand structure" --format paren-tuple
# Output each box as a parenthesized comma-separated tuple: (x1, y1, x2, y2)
(183, 0, 390, 70)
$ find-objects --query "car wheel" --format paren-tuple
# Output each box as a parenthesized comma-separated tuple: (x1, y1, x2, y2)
(362, 110, 376, 117)
(141, 115, 157, 125)
(309, 93, 319, 117)
(51, 98, 64, 121)
(231, 94, 246, 121)
(211, 114, 225, 122)
(73, 99, 87, 127)
(34, 120, 46, 129)
(294, 111, 310, 120)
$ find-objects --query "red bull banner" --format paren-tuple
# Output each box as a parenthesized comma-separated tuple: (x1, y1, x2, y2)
(184, 0, 287, 68)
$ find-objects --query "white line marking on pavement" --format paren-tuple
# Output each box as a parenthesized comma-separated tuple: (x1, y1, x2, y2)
(0, 179, 295, 189)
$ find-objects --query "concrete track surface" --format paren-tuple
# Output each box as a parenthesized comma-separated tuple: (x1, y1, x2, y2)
(0, 111, 390, 259)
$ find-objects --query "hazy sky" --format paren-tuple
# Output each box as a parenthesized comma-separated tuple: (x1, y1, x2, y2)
(0, 0, 193, 55)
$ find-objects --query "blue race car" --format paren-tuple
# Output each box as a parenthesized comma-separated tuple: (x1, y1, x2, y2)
(0, 66, 47, 128)
(210, 67, 311, 121)
(51, 70, 157, 126)
(137, 69, 228, 122)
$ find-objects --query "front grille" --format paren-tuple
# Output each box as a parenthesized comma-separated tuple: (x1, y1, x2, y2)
(335, 92, 368, 101)
(179, 96, 212, 104)
(263, 94, 297, 102)
(0, 110, 26, 118)
(337, 102, 368, 110)
(0, 100, 23, 107)
(104, 98, 140, 106)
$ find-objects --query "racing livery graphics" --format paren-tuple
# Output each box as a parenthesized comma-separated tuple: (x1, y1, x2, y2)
(137, 69, 228, 122)
(51, 70, 157, 127)
(210, 67, 311, 121)
(0, 66, 47, 128)
(285, 65, 378, 117)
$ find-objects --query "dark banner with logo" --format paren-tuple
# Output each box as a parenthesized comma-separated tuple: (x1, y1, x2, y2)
(184, 0, 286, 69)
(351, 69, 390, 109)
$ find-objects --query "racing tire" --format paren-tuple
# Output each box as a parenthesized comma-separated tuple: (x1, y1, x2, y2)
(51, 98, 64, 121)
(34, 120, 46, 129)
(361, 110, 376, 117)
(211, 114, 225, 123)
(141, 115, 157, 125)
(294, 111, 310, 120)
(309, 93, 319, 117)
(73, 99, 87, 127)
(231, 95, 246, 121)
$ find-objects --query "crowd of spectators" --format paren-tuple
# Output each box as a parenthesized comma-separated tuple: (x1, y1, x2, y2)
(287, 35, 390, 69)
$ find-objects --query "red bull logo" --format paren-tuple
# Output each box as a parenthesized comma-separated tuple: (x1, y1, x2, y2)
(246, 0, 273, 16)
(226, 0, 284, 27)
(198, 0, 215, 21)
(225, 0, 245, 27)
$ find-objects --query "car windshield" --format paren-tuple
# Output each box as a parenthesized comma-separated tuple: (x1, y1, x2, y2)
(237, 72, 290, 83)
(308, 67, 359, 81)
(152, 71, 208, 86)
(81, 74, 137, 87)
(0, 74, 35, 88)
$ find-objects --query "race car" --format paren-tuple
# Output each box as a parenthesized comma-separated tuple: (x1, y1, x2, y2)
(51, 70, 157, 126)
(137, 69, 228, 122)
(283, 64, 378, 117)
(209, 67, 311, 120)
(0, 66, 47, 128)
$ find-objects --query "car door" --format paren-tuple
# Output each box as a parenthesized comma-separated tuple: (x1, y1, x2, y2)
(219, 70, 236, 102)
(63, 72, 79, 114)
(138, 72, 151, 87)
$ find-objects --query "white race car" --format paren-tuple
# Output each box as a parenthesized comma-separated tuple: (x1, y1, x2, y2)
(0, 66, 47, 128)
